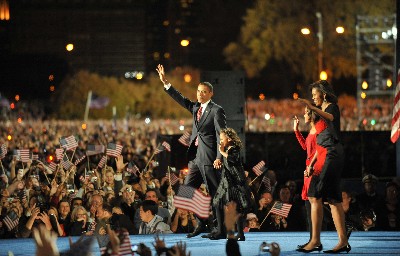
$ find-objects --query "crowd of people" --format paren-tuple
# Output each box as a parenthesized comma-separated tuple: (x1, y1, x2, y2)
(0, 73, 398, 256)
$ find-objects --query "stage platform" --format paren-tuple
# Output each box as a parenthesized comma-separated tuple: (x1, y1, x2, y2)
(1, 231, 400, 255)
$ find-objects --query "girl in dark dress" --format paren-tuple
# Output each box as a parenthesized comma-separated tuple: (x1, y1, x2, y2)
(297, 80, 350, 253)
(213, 128, 252, 241)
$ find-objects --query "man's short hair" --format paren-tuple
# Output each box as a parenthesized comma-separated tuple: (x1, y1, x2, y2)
(140, 200, 158, 216)
(101, 203, 113, 214)
(200, 82, 213, 92)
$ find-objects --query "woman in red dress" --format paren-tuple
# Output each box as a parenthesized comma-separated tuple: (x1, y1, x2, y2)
(293, 106, 319, 248)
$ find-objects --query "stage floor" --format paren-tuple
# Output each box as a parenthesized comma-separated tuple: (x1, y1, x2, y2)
(1, 231, 400, 255)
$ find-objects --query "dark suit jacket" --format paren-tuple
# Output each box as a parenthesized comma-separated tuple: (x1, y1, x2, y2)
(165, 86, 226, 165)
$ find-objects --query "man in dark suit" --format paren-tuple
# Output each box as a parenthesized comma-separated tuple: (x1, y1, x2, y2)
(157, 64, 227, 239)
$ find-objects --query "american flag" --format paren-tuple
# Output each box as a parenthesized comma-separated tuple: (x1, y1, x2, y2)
(178, 131, 191, 147)
(61, 155, 74, 171)
(262, 175, 272, 192)
(126, 162, 139, 176)
(391, 69, 400, 143)
(99, 230, 132, 256)
(0, 144, 7, 159)
(174, 185, 211, 219)
(86, 144, 105, 156)
(167, 173, 179, 186)
(55, 148, 64, 161)
(270, 202, 292, 218)
(252, 160, 266, 176)
(106, 143, 123, 158)
(3, 211, 19, 231)
(88, 220, 96, 232)
(15, 149, 30, 162)
(97, 155, 107, 169)
(162, 141, 171, 152)
(60, 135, 78, 151)
(47, 162, 58, 173)
(74, 155, 86, 166)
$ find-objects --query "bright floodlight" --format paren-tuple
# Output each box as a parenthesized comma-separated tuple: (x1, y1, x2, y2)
(301, 28, 311, 35)
(180, 39, 190, 47)
(336, 26, 345, 34)
(66, 44, 74, 51)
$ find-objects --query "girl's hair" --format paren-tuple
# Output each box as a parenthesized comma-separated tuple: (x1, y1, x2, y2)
(221, 128, 242, 149)
(305, 106, 320, 124)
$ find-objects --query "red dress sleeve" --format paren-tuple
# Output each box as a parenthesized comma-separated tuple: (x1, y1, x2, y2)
(294, 130, 307, 150)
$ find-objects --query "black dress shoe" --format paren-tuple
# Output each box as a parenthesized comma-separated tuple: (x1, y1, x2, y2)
(323, 244, 351, 254)
(297, 241, 310, 249)
(236, 234, 245, 241)
(187, 225, 204, 238)
(208, 233, 226, 240)
(201, 232, 216, 238)
(296, 244, 323, 253)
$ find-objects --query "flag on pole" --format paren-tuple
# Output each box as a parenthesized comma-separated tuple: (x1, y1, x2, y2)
(15, 149, 30, 162)
(90, 94, 110, 109)
(174, 185, 211, 219)
(55, 148, 64, 161)
(126, 162, 139, 176)
(3, 211, 19, 231)
(252, 160, 266, 176)
(167, 173, 179, 186)
(106, 143, 123, 158)
(178, 131, 191, 147)
(60, 135, 78, 151)
(270, 202, 292, 218)
(261, 175, 272, 192)
(61, 155, 74, 171)
(162, 141, 171, 152)
(97, 155, 107, 169)
(391, 69, 400, 143)
(0, 144, 7, 159)
(86, 144, 105, 156)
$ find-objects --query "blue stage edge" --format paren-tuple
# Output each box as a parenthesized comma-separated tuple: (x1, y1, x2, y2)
(1, 231, 400, 255)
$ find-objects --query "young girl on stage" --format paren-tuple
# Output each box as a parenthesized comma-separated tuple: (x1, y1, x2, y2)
(213, 128, 252, 241)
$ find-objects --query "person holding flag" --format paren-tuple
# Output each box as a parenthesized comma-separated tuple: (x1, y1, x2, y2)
(157, 64, 227, 238)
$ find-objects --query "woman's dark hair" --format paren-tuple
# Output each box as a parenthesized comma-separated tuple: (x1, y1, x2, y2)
(306, 105, 320, 124)
(310, 80, 338, 104)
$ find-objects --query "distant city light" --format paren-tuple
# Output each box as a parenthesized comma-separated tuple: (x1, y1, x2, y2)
(164, 52, 171, 59)
(81, 123, 87, 130)
(10, 102, 14, 109)
(184, 74, 192, 83)
(371, 119, 376, 125)
(179, 125, 184, 131)
(49, 74, 54, 81)
(362, 119, 367, 125)
(259, 93, 265, 100)
(136, 72, 144, 80)
(50, 85, 55, 92)
(362, 81, 368, 90)
(153, 52, 160, 60)
(17, 117, 22, 123)
(336, 26, 345, 34)
(361, 92, 367, 99)
(301, 28, 311, 35)
(387, 79, 392, 87)
(319, 71, 328, 80)
(180, 39, 190, 47)
(15, 95, 20, 101)
(145, 117, 151, 124)
(163, 20, 169, 26)
(7, 134, 12, 141)
(293, 93, 299, 100)
(66, 43, 74, 51)
(265, 113, 271, 120)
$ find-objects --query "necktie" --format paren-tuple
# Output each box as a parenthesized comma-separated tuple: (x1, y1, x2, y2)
(195, 106, 203, 146)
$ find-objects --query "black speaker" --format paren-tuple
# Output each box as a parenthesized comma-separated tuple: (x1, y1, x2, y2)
(201, 71, 246, 161)
(201, 71, 245, 121)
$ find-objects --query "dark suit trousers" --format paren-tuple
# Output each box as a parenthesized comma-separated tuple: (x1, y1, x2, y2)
(185, 160, 219, 197)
